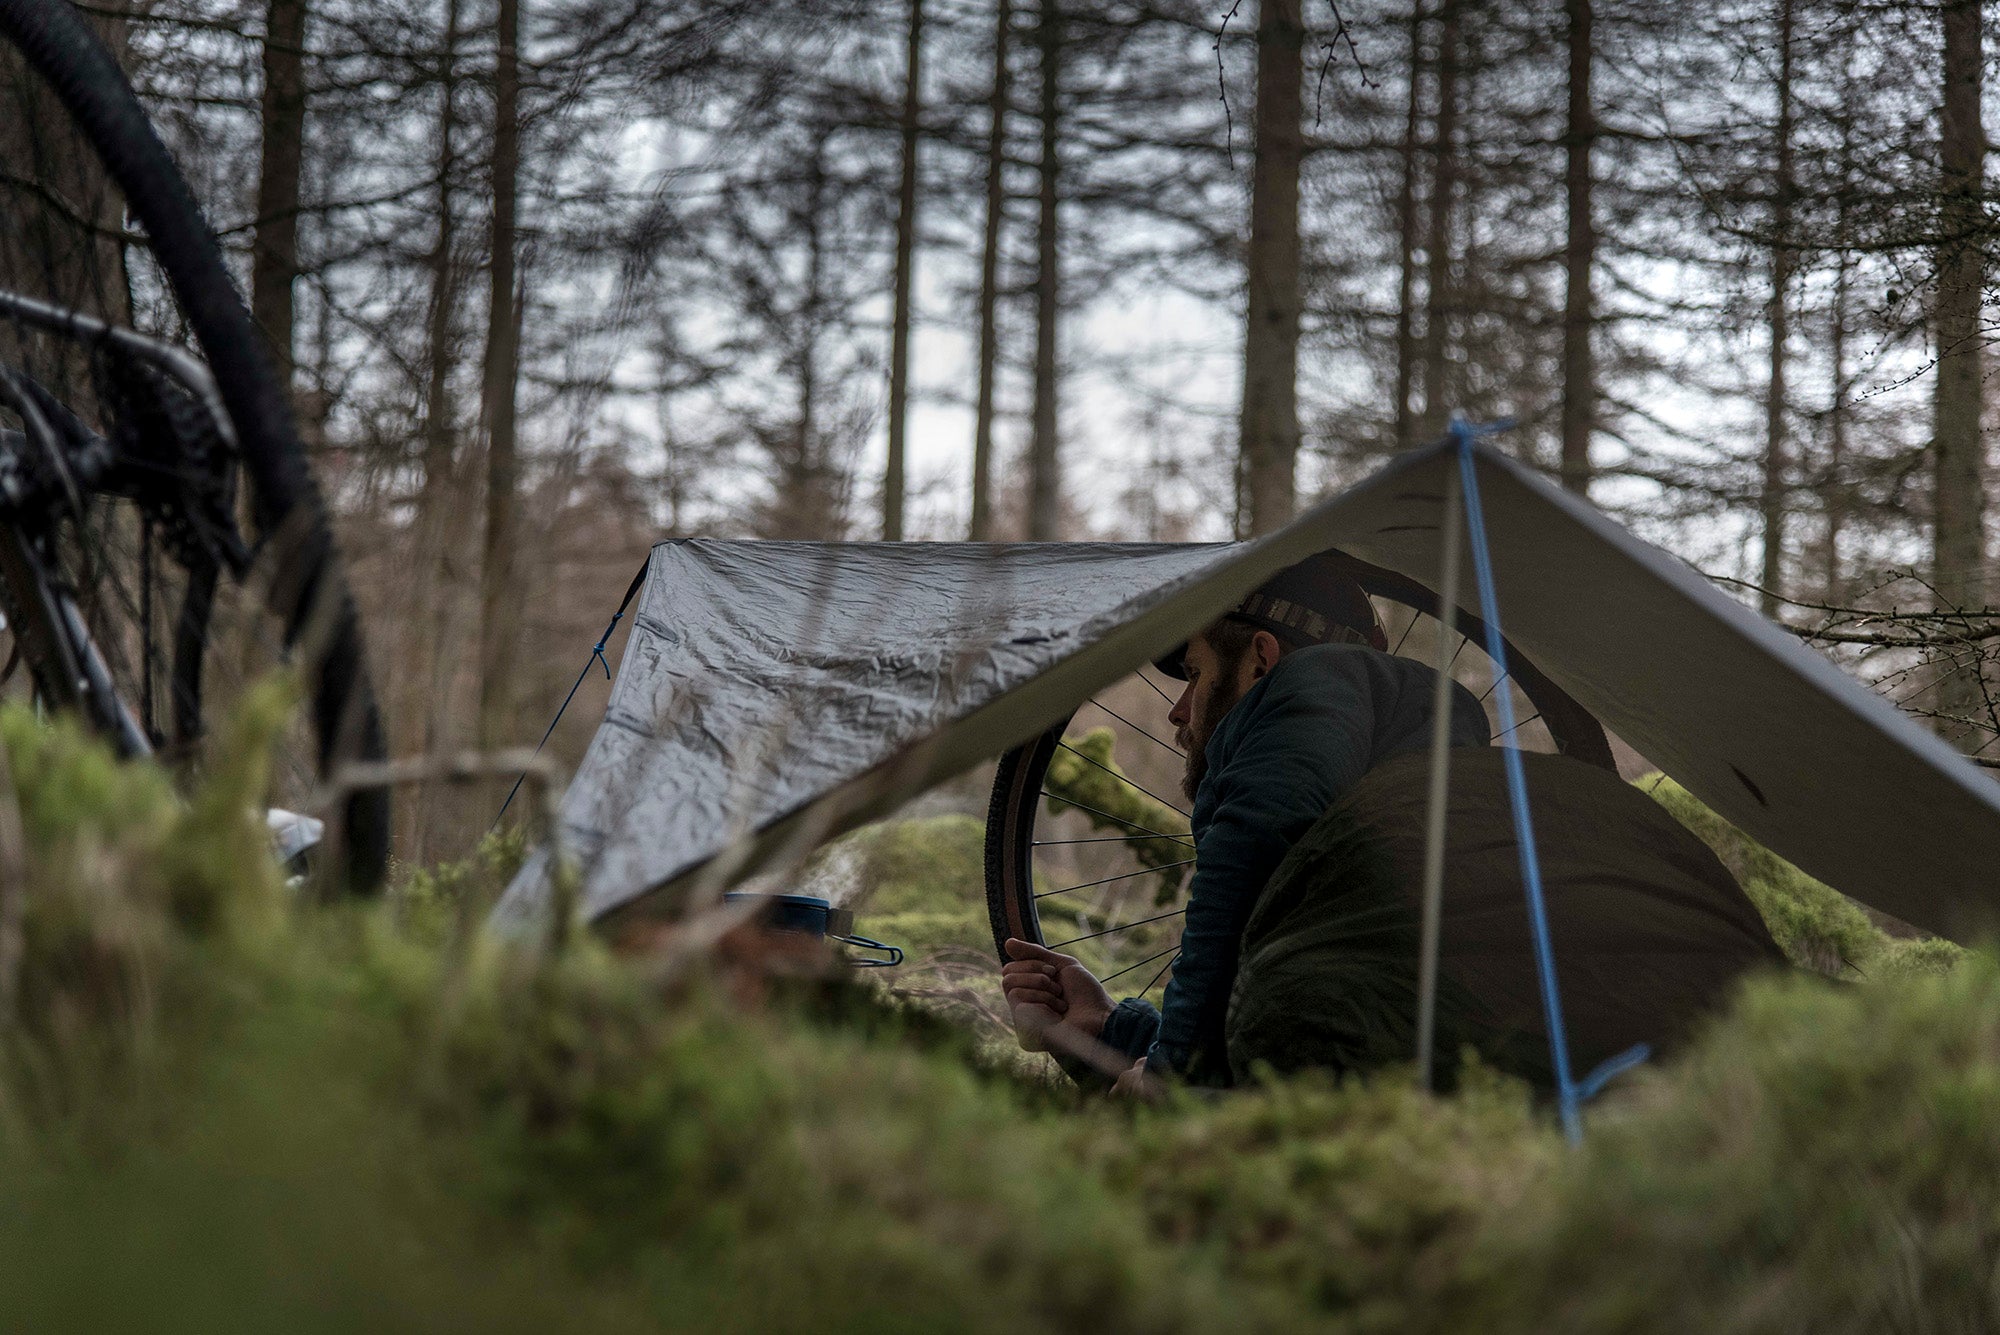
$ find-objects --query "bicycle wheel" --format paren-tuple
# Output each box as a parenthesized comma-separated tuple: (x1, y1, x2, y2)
(0, 0, 388, 889)
(984, 559, 1614, 993)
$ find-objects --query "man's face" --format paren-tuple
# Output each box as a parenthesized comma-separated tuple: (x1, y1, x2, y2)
(1168, 629, 1258, 802)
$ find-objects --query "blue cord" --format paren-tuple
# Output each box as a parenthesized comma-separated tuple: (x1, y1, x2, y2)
(1574, 1042, 1651, 1103)
(1450, 417, 1584, 1143)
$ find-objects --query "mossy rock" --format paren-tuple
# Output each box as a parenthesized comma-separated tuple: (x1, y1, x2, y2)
(844, 813, 985, 917)
(805, 814, 993, 960)
(1640, 773, 1962, 978)
(1044, 727, 1191, 904)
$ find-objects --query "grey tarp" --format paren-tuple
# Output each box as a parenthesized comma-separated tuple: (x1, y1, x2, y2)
(496, 437, 2000, 939)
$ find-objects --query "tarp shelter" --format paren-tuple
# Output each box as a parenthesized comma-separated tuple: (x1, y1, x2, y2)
(495, 436, 2000, 941)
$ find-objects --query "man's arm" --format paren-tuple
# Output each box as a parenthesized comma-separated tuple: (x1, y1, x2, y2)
(1001, 939, 1168, 1089)
(1143, 657, 1385, 1076)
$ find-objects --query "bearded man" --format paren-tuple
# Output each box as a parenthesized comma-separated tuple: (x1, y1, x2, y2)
(1001, 552, 1784, 1098)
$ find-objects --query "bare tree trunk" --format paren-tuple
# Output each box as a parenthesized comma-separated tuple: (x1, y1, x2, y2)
(1238, 0, 1304, 537)
(1392, 1, 1424, 453)
(1935, 0, 1987, 606)
(883, 0, 923, 541)
(1825, 237, 1849, 604)
(1824, 46, 1855, 605)
(402, 0, 466, 856)
(478, 0, 522, 750)
(776, 147, 829, 539)
(1417, 0, 1459, 439)
(0, 11, 130, 354)
(1934, 0, 1987, 739)
(1027, 0, 1061, 541)
(969, 0, 1010, 541)
(421, 0, 464, 511)
(251, 0, 307, 380)
(1757, 0, 1796, 618)
(1559, 0, 1594, 497)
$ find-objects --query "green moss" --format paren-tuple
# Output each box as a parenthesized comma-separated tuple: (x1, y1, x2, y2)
(1874, 934, 1966, 981)
(0, 704, 178, 852)
(1083, 1061, 1556, 1329)
(825, 814, 991, 958)
(1641, 773, 1931, 976)
(1447, 955, 2000, 1332)
(14, 702, 2000, 1331)
(0, 795, 1242, 1332)
(1044, 727, 1191, 905)
(0, 686, 300, 1134)
(846, 813, 984, 915)
(395, 824, 533, 948)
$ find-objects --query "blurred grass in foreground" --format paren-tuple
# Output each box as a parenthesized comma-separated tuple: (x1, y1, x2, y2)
(1, 708, 1996, 1331)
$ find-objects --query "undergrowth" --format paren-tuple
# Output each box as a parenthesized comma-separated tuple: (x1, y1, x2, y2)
(0, 708, 1994, 1331)
(1642, 773, 1962, 979)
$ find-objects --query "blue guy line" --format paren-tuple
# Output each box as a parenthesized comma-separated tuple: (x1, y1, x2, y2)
(1449, 417, 1583, 1144)
(1574, 1042, 1652, 1103)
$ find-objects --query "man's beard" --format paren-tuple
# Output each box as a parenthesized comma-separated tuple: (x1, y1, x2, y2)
(1178, 670, 1247, 803)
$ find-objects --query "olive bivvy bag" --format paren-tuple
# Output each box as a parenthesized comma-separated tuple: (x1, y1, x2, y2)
(1222, 748, 1788, 1092)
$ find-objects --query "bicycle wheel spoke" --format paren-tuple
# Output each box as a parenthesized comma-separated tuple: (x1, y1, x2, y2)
(1035, 857, 1197, 900)
(1084, 696, 1184, 757)
(1391, 609, 1417, 656)
(1492, 710, 1542, 744)
(1100, 943, 1182, 985)
(1135, 669, 1178, 706)
(1141, 951, 1181, 997)
(1038, 792, 1193, 845)
(1057, 739, 1188, 817)
(1045, 907, 1186, 949)
(1035, 834, 1195, 847)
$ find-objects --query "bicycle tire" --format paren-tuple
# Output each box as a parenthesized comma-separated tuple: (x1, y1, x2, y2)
(0, 0, 389, 890)
(983, 570, 1614, 962)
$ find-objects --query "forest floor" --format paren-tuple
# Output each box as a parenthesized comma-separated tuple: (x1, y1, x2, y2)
(0, 687, 1992, 1332)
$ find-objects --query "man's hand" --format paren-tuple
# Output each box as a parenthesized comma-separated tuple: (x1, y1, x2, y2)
(1001, 937, 1114, 1053)
(1111, 1057, 1166, 1104)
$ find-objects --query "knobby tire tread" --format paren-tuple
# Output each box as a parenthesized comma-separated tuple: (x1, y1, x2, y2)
(0, 0, 388, 889)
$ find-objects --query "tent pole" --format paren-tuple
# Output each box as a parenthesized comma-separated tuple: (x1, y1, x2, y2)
(1453, 421, 1583, 1143)
(1415, 461, 1463, 1092)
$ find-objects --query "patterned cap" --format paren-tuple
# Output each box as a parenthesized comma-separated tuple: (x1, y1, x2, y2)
(1153, 549, 1387, 680)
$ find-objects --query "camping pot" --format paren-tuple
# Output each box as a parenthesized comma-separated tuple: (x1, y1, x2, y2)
(722, 892, 903, 967)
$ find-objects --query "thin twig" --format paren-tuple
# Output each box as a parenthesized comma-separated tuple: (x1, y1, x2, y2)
(1314, 0, 1378, 131)
(1216, 0, 1246, 168)
(318, 747, 569, 943)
